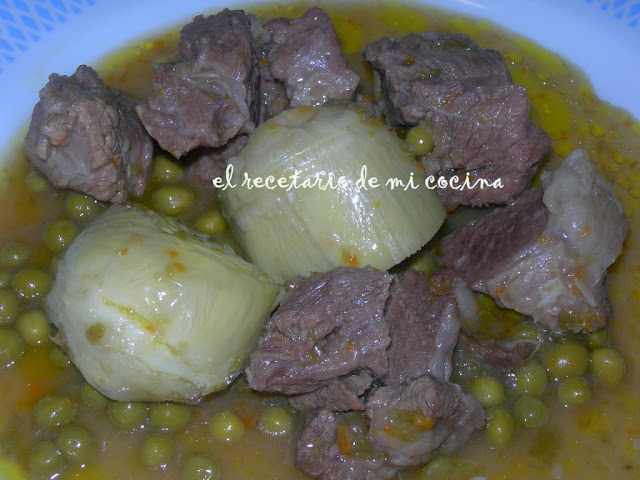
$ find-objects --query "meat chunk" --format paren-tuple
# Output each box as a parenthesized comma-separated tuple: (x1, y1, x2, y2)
(363, 33, 550, 208)
(289, 373, 374, 412)
(366, 375, 484, 470)
(364, 33, 510, 125)
(443, 188, 548, 285)
(136, 10, 263, 158)
(261, 7, 359, 112)
(257, 56, 290, 123)
(296, 409, 396, 480)
(183, 135, 248, 188)
(24, 65, 153, 203)
(442, 150, 629, 332)
(295, 376, 484, 480)
(248, 266, 486, 479)
(457, 335, 537, 371)
(246, 266, 392, 394)
(355, 94, 382, 120)
(383, 270, 460, 385)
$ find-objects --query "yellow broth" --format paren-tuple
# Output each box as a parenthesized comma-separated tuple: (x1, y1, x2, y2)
(1, 1, 640, 479)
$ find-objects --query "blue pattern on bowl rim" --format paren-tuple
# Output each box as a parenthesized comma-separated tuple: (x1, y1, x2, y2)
(0, 0, 96, 75)
(586, 0, 640, 27)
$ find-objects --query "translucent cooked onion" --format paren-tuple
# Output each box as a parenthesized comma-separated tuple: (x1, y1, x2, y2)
(46, 205, 280, 404)
(218, 104, 446, 283)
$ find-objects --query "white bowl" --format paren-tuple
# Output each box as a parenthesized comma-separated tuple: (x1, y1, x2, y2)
(1, 1, 638, 478)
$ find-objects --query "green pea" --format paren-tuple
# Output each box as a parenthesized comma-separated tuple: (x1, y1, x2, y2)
(0, 328, 25, 367)
(470, 376, 504, 407)
(557, 376, 592, 406)
(194, 210, 228, 236)
(25, 172, 50, 192)
(513, 396, 548, 428)
(586, 329, 608, 349)
(11, 268, 51, 301)
(50, 346, 71, 369)
(149, 402, 191, 431)
(28, 440, 66, 476)
(34, 395, 77, 429)
(417, 456, 481, 479)
(406, 124, 434, 156)
(151, 185, 194, 216)
(590, 347, 627, 387)
(151, 154, 184, 183)
(0, 271, 11, 288)
(141, 434, 174, 468)
(1, 242, 32, 268)
(545, 341, 589, 378)
(209, 410, 245, 444)
(514, 362, 548, 396)
(56, 424, 95, 463)
(0, 289, 19, 326)
(15, 309, 51, 346)
(509, 322, 543, 342)
(65, 192, 103, 221)
(484, 406, 516, 448)
(80, 382, 108, 410)
(183, 454, 221, 480)
(419, 456, 454, 477)
(107, 401, 148, 430)
(43, 219, 79, 253)
(260, 406, 294, 437)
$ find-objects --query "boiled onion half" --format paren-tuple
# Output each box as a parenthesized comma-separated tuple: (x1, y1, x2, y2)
(218, 104, 446, 283)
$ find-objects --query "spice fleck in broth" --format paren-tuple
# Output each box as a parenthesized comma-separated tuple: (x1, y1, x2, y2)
(1, 1, 640, 479)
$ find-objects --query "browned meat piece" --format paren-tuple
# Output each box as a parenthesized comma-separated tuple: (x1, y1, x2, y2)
(457, 335, 537, 371)
(296, 409, 396, 480)
(442, 150, 629, 332)
(366, 375, 484, 470)
(136, 10, 263, 158)
(246, 266, 392, 394)
(420, 84, 550, 207)
(24, 65, 153, 203)
(257, 52, 290, 123)
(295, 376, 484, 480)
(289, 373, 374, 412)
(262, 7, 359, 109)
(383, 270, 460, 385)
(364, 33, 510, 125)
(355, 94, 382, 120)
(248, 266, 486, 479)
(443, 189, 548, 286)
(184, 135, 248, 188)
(363, 33, 550, 208)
